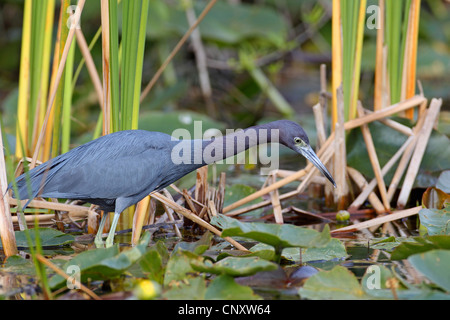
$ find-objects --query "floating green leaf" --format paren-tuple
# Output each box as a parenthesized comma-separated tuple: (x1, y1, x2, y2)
(163, 250, 204, 287)
(370, 236, 410, 251)
(216, 248, 276, 261)
(48, 231, 151, 288)
(391, 235, 450, 260)
(163, 277, 207, 300)
(360, 265, 449, 300)
(205, 275, 261, 300)
(10, 228, 74, 248)
(2, 255, 36, 276)
(173, 231, 212, 256)
(419, 203, 450, 235)
(249, 238, 347, 263)
(211, 214, 331, 251)
(299, 266, 368, 300)
(361, 265, 398, 299)
(408, 249, 450, 292)
(347, 120, 450, 187)
(191, 256, 277, 277)
(138, 242, 169, 284)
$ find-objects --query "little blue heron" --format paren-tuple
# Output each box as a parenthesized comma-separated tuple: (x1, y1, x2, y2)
(11, 120, 335, 247)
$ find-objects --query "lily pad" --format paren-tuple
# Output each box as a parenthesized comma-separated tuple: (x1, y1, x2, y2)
(138, 242, 170, 284)
(419, 203, 450, 235)
(360, 265, 449, 300)
(211, 214, 331, 251)
(8, 228, 75, 248)
(370, 236, 412, 251)
(408, 249, 450, 292)
(163, 277, 207, 300)
(163, 250, 204, 287)
(436, 170, 450, 193)
(249, 238, 347, 263)
(191, 256, 277, 277)
(347, 119, 450, 187)
(216, 248, 276, 261)
(48, 232, 151, 289)
(205, 274, 261, 300)
(298, 266, 368, 300)
(300, 263, 450, 300)
(173, 231, 212, 255)
(2, 255, 37, 276)
(361, 265, 397, 299)
(391, 235, 450, 260)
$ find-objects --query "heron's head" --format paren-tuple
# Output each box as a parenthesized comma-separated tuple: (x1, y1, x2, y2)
(276, 120, 336, 188)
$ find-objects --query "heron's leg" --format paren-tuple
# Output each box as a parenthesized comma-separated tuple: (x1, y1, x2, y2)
(94, 212, 108, 247)
(105, 212, 121, 248)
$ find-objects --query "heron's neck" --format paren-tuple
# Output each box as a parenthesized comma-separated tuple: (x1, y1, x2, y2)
(170, 123, 280, 167)
(201, 122, 278, 165)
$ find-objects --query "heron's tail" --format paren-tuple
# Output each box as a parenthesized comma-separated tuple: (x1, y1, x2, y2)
(9, 157, 66, 207)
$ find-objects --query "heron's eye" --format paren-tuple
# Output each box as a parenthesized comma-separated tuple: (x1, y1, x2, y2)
(294, 137, 302, 144)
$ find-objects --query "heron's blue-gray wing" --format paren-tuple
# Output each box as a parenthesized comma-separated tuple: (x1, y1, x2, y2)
(15, 130, 175, 201)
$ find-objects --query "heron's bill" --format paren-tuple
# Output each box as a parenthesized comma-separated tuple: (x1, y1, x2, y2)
(299, 145, 336, 188)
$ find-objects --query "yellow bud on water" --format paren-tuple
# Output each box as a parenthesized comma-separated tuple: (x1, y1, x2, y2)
(336, 210, 350, 221)
(133, 280, 161, 300)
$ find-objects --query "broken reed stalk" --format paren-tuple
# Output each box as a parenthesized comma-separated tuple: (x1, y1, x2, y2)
(347, 166, 385, 214)
(357, 102, 390, 211)
(386, 109, 427, 202)
(9, 197, 90, 214)
(225, 190, 299, 217)
(151, 192, 248, 251)
(344, 95, 426, 130)
(35, 254, 101, 300)
(183, 189, 199, 215)
(215, 172, 226, 212)
(349, 133, 415, 211)
(273, 170, 327, 185)
(223, 95, 425, 217)
(31, 0, 86, 168)
(223, 132, 335, 214)
(195, 166, 208, 208)
(162, 189, 182, 237)
(10, 213, 66, 224)
(269, 174, 283, 224)
(363, 109, 413, 136)
(332, 206, 421, 233)
(397, 98, 442, 208)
